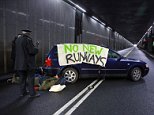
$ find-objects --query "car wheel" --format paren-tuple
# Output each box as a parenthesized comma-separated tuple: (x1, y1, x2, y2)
(62, 68, 78, 83)
(130, 67, 142, 81)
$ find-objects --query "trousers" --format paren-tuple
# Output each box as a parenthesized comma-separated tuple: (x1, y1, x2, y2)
(17, 70, 35, 96)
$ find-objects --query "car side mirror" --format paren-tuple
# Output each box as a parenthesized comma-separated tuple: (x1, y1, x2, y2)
(117, 56, 122, 61)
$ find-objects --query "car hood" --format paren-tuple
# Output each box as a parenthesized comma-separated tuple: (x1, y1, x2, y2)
(121, 57, 145, 63)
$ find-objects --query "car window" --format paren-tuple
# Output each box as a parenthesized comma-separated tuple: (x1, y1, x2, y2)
(49, 46, 58, 58)
(53, 48, 58, 58)
(108, 50, 121, 59)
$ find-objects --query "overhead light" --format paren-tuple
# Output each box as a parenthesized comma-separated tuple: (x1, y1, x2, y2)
(75, 4, 86, 12)
(107, 27, 112, 30)
(92, 16, 106, 26)
(67, 0, 86, 12)
(67, 0, 74, 4)
(114, 31, 117, 34)
(92, 16, 99, 21)
(101, 22, 106, 26)
(148, 26, 152, 31)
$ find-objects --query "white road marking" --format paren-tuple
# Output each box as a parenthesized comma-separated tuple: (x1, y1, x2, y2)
(124, 47, 134, 57)
(53, 80, 98, 115)
(65, 80, 104, 115)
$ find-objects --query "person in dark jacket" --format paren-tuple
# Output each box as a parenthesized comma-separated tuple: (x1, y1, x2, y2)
(14, 29, 40, 97)
(11, 34, 22, 68)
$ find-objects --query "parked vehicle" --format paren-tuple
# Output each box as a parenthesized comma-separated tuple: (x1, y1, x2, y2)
(41, 44, 149, 83)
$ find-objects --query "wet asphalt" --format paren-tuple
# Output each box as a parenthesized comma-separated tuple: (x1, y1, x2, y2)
(0, 47, 154, 115)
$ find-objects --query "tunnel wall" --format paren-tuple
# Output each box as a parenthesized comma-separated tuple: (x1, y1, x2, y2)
(82, 14, 109, 46)
(138, 26, 154, 54)
(0, 0, 133, 74)
(82, 14, 132, 50)
(0, 0, 75, 74)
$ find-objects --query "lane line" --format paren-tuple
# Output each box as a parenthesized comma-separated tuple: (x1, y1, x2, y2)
(124, 47, 134, 57)
(53, 80, 98, 115)
(65, 80, 104, 115)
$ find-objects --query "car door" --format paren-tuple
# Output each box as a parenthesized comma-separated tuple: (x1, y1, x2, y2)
(79, 61, 106, 78)
(105, 50, 128, 76)
(80, 63, 100, 75)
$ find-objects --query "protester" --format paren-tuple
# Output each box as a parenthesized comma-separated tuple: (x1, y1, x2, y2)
(14, 29, 40, 97)
(10, 34, 22, 83)
(54, 75, 66, 85)
(11, 34, 22, 65)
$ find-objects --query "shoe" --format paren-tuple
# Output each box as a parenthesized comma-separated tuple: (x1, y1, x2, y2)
(20, 91, 29, 97)
(29, 93, 40, 98)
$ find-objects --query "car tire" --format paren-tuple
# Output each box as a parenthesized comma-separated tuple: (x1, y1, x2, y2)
(62, 67, 79, 83)
(130, 67, 142, 81)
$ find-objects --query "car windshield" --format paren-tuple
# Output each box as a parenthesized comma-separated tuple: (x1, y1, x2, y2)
(108, 50, 121, 59)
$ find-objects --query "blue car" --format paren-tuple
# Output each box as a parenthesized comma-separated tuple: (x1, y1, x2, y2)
(42, 45, 149, 83)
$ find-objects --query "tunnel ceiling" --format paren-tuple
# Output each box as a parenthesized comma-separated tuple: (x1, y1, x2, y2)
(71, 0, 154, 43)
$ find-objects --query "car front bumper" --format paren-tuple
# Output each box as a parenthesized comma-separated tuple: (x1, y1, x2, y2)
(143, 68, 149, 77)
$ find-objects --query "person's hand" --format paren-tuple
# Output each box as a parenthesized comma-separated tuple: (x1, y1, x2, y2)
(54, 75, 59, 79)
(36, 41, 39, 47)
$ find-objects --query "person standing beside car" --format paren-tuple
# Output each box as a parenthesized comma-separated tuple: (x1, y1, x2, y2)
(14, 29, 40, 97)
(11, 34, 22, 82)
(11, 34, 22, 66)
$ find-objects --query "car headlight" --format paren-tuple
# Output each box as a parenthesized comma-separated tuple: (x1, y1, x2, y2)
(145, 64, 149, 68)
